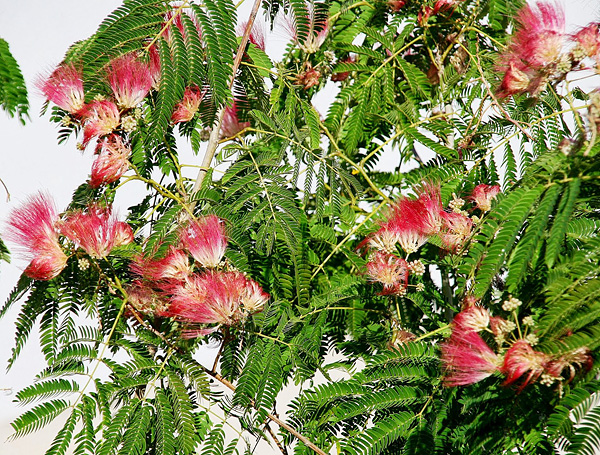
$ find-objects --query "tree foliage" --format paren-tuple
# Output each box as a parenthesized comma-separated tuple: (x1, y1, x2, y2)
(2, 0, 600, 454)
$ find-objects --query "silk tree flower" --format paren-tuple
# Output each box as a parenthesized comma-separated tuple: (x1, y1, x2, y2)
(366, 251, 409, 296)
(5, 192, 68, 280)
(510, 2, 565, 69)
(179, 215, 227, 268)
(372, 200, 430, 255)
(80, 100, 120, 148)
(130, 248, 191, 282)
(470, 184, 501, 212)
(282, 3, 328, 54)
(441, 328, 501, 386)
(58, 205, 133, 259)
(220, 102, 250, 139)
(38, 63, 85, 115)
(166, 271, 241, 325)
(497, 61, 532, 99)
(127, 280, 169, 315)
(171, 86, 205, 124)
(501, 340, 549, 390)
(572, 23, 600, 60)
(296, 62, 322, 90)
(417, 183, 444, 235)
(440, 211, 473, 252)
(106, 54, 153, 109)
(90, 135, 131, 187)
(453, 306, 490, 333)
(147, 44, 161, 89)
(544, 347, 593, 382)
(237, 21, 266, 51)
(166, 270, 268, 328)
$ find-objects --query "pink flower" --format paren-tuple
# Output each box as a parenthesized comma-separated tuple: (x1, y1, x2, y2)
(179, 215, 227, 268)
(107, 54, 153, 109)
(220, 102, 250, 139)
(166, 270, 267, 327)
(238, 21, 266, 51)
(572, 23, 600, 59)
(453, 306, 490, 333)
(81, 100, 120, 148)
(147, 44, 161, 89)
(90, 135, 130, 187)
(388, 0, 407, 12)
(162, 8, 201, 45)
(171, 86, 205, 124)
(283, 3, 328, 53)
(37, 63, 85, 114)
(441, 328, 500, 386)
(131, 248, 191, 282)
(497, 61, 532, 99)
(366, 251, 409, 296)
(440, 211, 473, 252)
(507, 2, 565, 69)
(501, 340, 548, 390)
(378, 199, 430, 254)
(166, 271, 241, 325)
(544, 347, 593, 381)
(5, 192, 68, 280)
(59, 205, 132, 259)
(433, 0, 464, 15)
(331, 55, 356, 82)
(470, 184, 501, 212)
(417, 183, 444, 235)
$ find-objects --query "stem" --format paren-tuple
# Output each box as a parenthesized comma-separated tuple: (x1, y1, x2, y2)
(191, 0, 262, 197)
(203, 369, 328, 455)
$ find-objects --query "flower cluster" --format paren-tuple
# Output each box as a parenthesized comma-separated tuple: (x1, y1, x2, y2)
(361, 183, 500, 295)
(127, 215, 268, 337)
(6, 193, 132, 280)
(497, 2, 600, 99)
(441, 302, 593, 391)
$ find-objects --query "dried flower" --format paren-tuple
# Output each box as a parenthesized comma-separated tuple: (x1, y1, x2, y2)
(90, 135, 130, 187)
(5, 192, 68, 280)
(38, 63, 85, 114)
(59, 205, 132, 259)
(80, 100, 120, 148)
(441, 328, 501, 386)
(179, 215, 227, 268)
(107, 54, 153, 109)
(128, 280, 169, 315)
(544, 347, 593, 381)
(172, 86, 205, 124)
(296, 62, 322, 90)
(366, 251, 409, 296)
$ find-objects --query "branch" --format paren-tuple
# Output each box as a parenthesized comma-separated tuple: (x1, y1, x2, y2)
(190, 0, 263, 197)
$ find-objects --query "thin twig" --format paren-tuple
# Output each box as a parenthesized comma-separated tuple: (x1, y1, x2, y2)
(191, 0, 263, 197)
(266, 423, 289, 455)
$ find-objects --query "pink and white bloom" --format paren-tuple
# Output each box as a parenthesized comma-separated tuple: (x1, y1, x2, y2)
(417, 183, 444, 235)
(179, 215, 227, 268)
(81, 100, 120, 148)
(59, 205, 132, 259)
(90, 135, 131, 187)
(572, 23, 600, 59)
(512, 1, 565, 69)
(220, 102, 250, 139)
(38, 63, 85, 114)
(167, 271, 242, 325)
(501, 339, 548, 390)
(5, 192, 68, 280)
(171, 86, 205, 124)
(470, 184, 501, 212)
(440, 211, 473, 252)
(107, 54, 153, 109)
(238, 21, 266, 51)
(441, 328, 501, 386)
(239, 277, 270, 314)
(453, 306, 490, 333)
(131, 248, 191, 282)
(544, 347, 593, 381)
(497, 61, 532, 99)
(366, 251, 409, 296)
(282, 3, 328, 53)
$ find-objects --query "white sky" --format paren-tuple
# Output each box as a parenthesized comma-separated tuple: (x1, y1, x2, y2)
(0, 0, 599, 453)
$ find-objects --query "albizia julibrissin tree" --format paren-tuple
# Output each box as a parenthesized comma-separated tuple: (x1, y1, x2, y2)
(2, 0, 600, 454)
